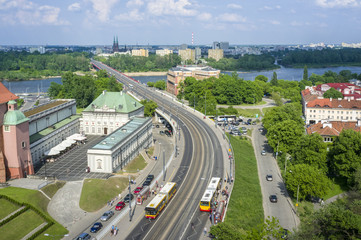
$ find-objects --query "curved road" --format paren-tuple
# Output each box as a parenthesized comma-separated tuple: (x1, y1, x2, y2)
(91, 60, 225, 239)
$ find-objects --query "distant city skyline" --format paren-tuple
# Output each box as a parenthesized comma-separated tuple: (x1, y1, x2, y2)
(1, 0, 361, 45)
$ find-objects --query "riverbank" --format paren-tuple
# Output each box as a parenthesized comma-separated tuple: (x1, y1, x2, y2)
(124, 72, 167, 76)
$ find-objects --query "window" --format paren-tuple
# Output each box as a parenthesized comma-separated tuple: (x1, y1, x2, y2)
(4, 125, 10, 132)
(22, 142, 26, 148)
(98, 128, 101, 133)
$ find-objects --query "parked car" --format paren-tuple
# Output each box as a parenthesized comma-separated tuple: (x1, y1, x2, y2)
(90, 222, 103, 233)
(75, 233, 91, 240)
(100, 210, 114, 221)
(269, 195, 278, 203)
(146, 174, 154, 182)
(133, 187, 143, 194)
(156, 125, 160, 128)
(159, 130, 165, 135)
(115, 201, 125, 211)
(165, 131, 171, 137)
(266, 174, 273, 181)
(261, 150, 266, 156)
(124, 193, 134, 203)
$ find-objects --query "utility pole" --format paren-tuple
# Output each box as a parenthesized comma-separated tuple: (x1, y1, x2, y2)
(163, 150, 166, 181)
(128, 175, 132, 221)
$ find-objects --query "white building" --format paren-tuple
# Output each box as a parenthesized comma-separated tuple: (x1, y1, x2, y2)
(156, 49, 173, 56)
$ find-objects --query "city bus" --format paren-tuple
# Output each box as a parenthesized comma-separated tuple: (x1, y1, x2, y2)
(145, 194, 167, 219)
(199, 189, 215, 212)
(207, 177, 222, 193)
(159, 182, 177, 203)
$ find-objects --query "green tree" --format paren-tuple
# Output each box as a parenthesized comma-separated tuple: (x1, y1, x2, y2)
(147, 82, 155, 87)
(330, 129, 361, 183)
(263, 102, 303, 130)
(255, 75, 268, 83)
(292, 134, 328, 173)
(48, 81, 64, 98)
(270, 72, 278, 86)
(285, 164, 331, 200)
(271, 92, 283, 106)
(154, 80, 166, 90)
(303, 65, 308, 81)
(323, 87, 343, 99)
(140, 100, 158, 117)
(209, 222, 243, 240)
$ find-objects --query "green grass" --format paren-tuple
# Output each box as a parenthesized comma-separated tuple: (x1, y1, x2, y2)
(0, 187, 68, 239)
(147, 146, 155, 157)
(297, 201, 315, 221)
(80, 177, 129, 212)
(76, 108, 84, 114)
(323, 177, 348, 200)
(247, 128, 253, 137)
(0, 210, 44, 240)
(0, 198, 19, 220)
(121, 154, 147, 173)
(41, 181, 66, 199)
(226, 136, 264, 230)
(237, 108, 262, 118)
(218, 100, 267, 108)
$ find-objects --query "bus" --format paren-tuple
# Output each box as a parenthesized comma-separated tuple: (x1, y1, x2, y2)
(159, 182, 177, 203)
(199, 177, 222, 212)
(145, 194, 167, 219)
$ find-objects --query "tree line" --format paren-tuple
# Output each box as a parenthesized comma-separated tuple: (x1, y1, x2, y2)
(48, 70, 122, 108)
(95, 54, 181, 72)
(0, 51, 91, 80)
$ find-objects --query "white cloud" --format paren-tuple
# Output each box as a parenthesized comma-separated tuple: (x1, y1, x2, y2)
(270, 20, 280, 25)
(126, 0, 144, 8)
(290, 9, 296, 13)
(260, 5, 281, 10)
(227, 3, 242, 9)
(89, 0, 118, 22)
(68, 2, 81, 12)
(290, 21, 303, 26)
(218, 13, 246, 22)
(197, 12, 211, 21)
(147, 0, 197, 16)
(0, 0, 69, 25)
(115, 9, 143, 21)
(316, 0, 359, 7)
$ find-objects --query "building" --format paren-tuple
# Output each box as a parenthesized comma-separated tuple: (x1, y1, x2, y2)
(131, 49, 149, 57)
(178, 49, 195, 63)
(306, 120, 361, 142)
(26, 99, 80, 166)
(112, 36, 119, 53)
(213, 42, 229, 50)
(195, 47, 201, 61)
(179, 44, 188, 50)
(167, 66, 220, 95)
(0, 83, 34, 182)
(87, 117, 152, 173)
(80, 91, 144, 136)
(208, 49, 224, 61)
(156, 49, 173, 56)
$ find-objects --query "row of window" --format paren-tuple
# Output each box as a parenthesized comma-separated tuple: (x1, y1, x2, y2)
(308, 115, 354, 120)
(309, 109, 361, 115)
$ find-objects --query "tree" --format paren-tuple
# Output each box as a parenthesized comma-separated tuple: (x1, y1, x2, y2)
(303, 65, 308, 81)
(323, 87, 343, 99)
(330, 129, 361, 183)
(209, 222, 244, 240)
(270, 72, 278, 86)
(147, 82, 155, 87)
(255, 75, 268, 82)
(140, 100, 158, 117)
(263, 102, 303, 131)
(285, 164, 331, 200)
(271, 92, 283, 106)
(154, 80, 166, 90)
(292, 134, 328, 173)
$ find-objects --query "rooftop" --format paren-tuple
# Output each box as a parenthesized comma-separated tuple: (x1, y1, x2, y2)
(89, 117, 150, 151)
(0, 82, 18, 104)
(307, 98, 361, 109)
(23, 100, 69, 117)
(306, 121, 361, 136)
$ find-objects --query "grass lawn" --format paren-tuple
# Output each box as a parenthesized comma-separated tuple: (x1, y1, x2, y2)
(0, 187, 68, 239)
(297, 201, 315, 221)
(237, 108, 262, 118)
(247, 129, 253, 137)
(76, 108, 84, 114)
(147, 146, 155, 157)
(218, 100, 267, 108)
(324, 177, 348, 200)
(0, 209, 44, 240)
(41, 181, 66, 199)
(80, 177, 129, 212)
(121, 154, 147, 173)
(0, 198, 19, 220)
(226, 136, 264, 231)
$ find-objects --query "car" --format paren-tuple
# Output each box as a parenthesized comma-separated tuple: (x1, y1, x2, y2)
(156, 125, 160, 128)
(133, 187, 143, 194)
(90, 222, 103, 233)
(269, 195, 278, 203)
(159, 130, 164, 135)
(165, 131, 171, 137)
(142, 180, 151, 187)
(266, 174, 273, 181)
(123, 193, 134, 203)
(100, 210, 114, 221)
(259, 128, 263, 132)
(252, 121, 257, 125)
(115, 201, 125, 211)
(261, 150, 266, 156)
(75, 233, 91, 240)
(146, 174, 154, 182)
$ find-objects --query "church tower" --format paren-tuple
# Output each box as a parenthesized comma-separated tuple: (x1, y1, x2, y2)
(112, 36, 119, 53)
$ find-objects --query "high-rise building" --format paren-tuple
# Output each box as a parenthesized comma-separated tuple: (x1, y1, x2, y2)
(178, 49, 195, 63)
(180, 44, 188, 50)
(131, 49, 149, 57)
(213, 41, 229, 50)
(195, 47, 201, 60)
(156, 49, 173, 56)
(208, 49, 224, 61)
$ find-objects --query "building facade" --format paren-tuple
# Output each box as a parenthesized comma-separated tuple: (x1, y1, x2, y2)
(156, 49, 173, 56)
(131, 49, 149, 57)
(178, 49, 195, 63)
(87, 117, 153, 173)
(167, 66, 220, 95)
(208, 49, 224, 61)
(80, 91, 144, 135)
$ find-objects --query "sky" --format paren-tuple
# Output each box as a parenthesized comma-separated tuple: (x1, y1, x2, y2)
(1, 0, 361, 46)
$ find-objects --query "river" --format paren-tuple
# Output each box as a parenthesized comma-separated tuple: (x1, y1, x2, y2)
(3, 66, 361, 94)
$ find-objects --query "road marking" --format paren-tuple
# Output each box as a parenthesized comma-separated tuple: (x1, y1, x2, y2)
(167, 168, 176, 182)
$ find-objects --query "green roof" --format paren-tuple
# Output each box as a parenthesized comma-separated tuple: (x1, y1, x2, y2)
(83, 91, 143, 113)
(30, 115, 81, 144)
(4, 110, 29, 125)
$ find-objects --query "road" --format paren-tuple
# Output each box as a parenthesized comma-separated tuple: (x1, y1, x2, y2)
(91, 60, 225, 239)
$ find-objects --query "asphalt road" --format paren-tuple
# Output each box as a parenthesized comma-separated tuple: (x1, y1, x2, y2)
(92, 60, 224, 239)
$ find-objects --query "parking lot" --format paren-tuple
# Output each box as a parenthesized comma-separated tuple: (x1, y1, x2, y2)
(35, 135, 111, 181)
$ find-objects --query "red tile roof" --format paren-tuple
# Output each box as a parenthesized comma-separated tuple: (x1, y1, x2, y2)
(0, 82, 18, 104)
(307, 98, 361, 109)
(307, 121, 361, 137)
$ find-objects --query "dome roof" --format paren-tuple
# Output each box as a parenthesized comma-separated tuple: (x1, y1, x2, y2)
(4, 110, 29, 125)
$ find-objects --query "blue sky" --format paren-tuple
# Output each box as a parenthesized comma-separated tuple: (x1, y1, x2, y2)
(1, 0, 361, 45)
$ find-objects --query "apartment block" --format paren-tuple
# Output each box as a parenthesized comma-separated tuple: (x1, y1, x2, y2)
(156, 49, 173, 56)
(208, 49, 224, 61)
(178, 49, 195, 63)
(132, 49, 149, 57)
